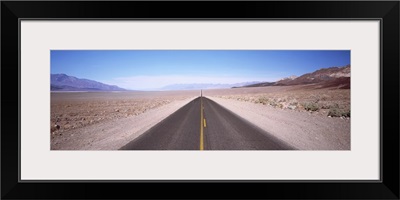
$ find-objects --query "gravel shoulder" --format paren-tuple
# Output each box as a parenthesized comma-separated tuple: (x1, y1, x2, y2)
(206, 96, 350, 150)
(51, 96, 197, 150)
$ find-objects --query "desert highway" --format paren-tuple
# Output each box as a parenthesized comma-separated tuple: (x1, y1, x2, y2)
(120, 96, 294, 150)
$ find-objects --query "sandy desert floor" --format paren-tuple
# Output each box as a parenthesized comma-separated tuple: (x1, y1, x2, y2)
(51, 91, 200, 133)
(51, 85, 350, 150)
(204, 85, 350, 118)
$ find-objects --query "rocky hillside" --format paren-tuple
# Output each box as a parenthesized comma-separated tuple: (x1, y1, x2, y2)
(244, 65, 350, 89)
(276, 64, 350, 85)
(51, 74, 126, 91)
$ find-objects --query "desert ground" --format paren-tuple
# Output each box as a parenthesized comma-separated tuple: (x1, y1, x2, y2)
(51, 85, 350, 150)
(204, 85, 350, 150)
(204, 85, 350, 118)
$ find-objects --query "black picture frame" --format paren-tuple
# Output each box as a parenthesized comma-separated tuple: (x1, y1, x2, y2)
(2, 1, 399, 199)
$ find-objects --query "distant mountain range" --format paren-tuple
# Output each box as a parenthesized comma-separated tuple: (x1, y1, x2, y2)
(243, 65, 350, 89)
(160, 81, 261, 91)
(52, 65, 350, 92)
(51, 74, 126, 91)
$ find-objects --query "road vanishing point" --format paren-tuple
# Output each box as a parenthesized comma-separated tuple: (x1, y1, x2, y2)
(120, 96, 294, 150)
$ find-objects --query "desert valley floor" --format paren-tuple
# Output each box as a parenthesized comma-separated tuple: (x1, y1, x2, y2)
(51, 85, 350, 150)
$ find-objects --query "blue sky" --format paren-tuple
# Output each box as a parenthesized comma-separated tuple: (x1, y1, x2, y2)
(51, 50, 350, 90)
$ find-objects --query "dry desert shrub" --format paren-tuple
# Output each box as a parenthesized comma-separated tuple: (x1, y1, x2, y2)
(303, 102, 320, 112)
(328, 108, 350, 118)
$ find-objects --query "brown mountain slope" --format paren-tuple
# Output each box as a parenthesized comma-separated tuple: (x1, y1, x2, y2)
(244, 64, 350, 89)
(276, 64, 350, 86)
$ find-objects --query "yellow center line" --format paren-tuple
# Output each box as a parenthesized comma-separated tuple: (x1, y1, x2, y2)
(200, 96, 204, 150)
(204, 118, 206, 128)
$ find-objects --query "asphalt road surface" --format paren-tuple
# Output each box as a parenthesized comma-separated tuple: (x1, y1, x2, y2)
(120, 97, 294, 150)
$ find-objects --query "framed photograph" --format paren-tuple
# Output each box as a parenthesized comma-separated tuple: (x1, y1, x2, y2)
(2, 1, 399, 199)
